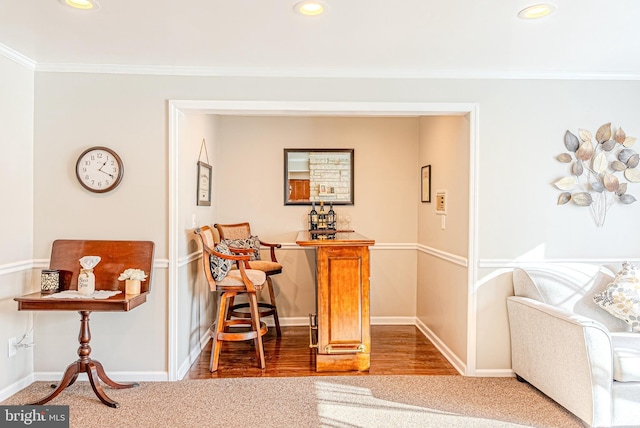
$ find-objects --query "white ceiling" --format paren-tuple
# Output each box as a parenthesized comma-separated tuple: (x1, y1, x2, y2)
(1, 0, 640, 79)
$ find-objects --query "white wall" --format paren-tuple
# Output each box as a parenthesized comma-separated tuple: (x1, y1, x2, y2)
(417, 115, 470, 371)
(176, 113, 217, 376)
(29, 74, 170, 377)
(0, 55, 34, 395)
(473, 79, 640, 372)
(3, 71, 640, 392)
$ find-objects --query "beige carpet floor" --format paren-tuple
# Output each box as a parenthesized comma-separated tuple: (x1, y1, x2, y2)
(2, 376, 584, 427)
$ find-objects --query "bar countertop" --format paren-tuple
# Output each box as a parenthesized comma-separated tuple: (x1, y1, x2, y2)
(295, 230, 375, 247)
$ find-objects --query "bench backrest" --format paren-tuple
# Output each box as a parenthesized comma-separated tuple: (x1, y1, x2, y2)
(50, 239, 155, 293)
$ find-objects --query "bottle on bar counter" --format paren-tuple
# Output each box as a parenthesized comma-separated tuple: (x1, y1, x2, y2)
(328, 202, 336, 230)
(318, 201, 327, 229)
(310, 201, 318, 230)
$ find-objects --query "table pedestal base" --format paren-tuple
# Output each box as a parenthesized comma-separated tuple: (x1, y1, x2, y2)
(28, 310, 138, 408)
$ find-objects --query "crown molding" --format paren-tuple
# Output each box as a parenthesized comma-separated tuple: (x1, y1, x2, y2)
(0, 43, 36, 71)
(3, 40, 639, 80)
(30, 61, 640, 81)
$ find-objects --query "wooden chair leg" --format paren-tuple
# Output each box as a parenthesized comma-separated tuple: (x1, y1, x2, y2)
(225, 295, 235, 328)
(248, 292, 266, 369)
(266, 276, 282, 337)
(210, 292, 231, 372)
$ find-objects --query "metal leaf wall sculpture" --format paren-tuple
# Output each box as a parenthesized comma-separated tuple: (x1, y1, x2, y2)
(555, 123, 638, 227)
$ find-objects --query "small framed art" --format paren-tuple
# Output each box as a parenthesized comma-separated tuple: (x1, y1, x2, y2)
(197, 161, 212, 206)
(421, 165, 431, 203)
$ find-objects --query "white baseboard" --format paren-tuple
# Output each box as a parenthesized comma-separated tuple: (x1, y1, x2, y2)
(177, 333, 212, 380)
(474, 368, 515, 377)
(0, 374, 35, 403)
(371, 316, 416, 325)
(415, 318, 466, 376)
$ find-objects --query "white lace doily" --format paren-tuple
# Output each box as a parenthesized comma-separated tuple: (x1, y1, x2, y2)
(43, 290, 122, 300)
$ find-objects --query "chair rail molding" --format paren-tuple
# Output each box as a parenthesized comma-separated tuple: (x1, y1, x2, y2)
(478, 258, 635, 269)
(0, 258, 169, 277)
(0, 260, 34, 276)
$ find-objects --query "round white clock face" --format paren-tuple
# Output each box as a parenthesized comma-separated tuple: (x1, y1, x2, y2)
(75, 146, 124, 193)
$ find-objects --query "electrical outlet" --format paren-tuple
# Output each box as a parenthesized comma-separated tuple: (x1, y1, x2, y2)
(7, 337, 17, 358)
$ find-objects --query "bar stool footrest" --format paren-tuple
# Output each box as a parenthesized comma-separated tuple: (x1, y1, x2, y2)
(230, 302, 276, 319)
(212, 319, 268, 341)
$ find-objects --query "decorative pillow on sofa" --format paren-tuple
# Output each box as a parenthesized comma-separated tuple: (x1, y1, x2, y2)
(222, 236, 261, 261)
(593, 262, 640, 332)
(209, 242, 233, 281)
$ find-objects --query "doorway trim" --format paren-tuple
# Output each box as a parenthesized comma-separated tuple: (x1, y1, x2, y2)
(168, 100, 479, 380)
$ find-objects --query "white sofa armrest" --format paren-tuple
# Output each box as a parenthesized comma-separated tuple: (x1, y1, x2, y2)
(507, 296, 614, 427)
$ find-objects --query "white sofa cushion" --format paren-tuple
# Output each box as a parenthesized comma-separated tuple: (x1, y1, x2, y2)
(513, 264, 631, 332)
(611, 333, 640, 382)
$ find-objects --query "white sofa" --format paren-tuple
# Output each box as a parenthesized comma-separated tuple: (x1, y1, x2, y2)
(507, 263, 640, 428)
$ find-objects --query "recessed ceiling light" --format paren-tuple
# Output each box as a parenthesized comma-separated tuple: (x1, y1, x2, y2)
(59, 0, 100, 11)
(517, 3, 556, 19)
(294, 1, 328, 16)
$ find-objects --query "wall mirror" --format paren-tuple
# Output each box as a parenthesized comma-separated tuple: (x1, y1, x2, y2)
(284, 149, 354, 205)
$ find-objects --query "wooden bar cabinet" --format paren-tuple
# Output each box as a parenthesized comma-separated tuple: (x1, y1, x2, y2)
(296, 230, 374, 372)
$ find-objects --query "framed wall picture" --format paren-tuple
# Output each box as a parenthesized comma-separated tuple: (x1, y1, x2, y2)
(197, 161, 212, 206)
(421, 165, 431, 203)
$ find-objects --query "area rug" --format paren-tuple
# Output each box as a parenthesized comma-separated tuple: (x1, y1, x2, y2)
(1, 375, 583, 427)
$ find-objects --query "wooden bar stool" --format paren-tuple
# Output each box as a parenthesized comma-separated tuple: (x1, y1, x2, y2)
(195, 226, 268, 371)
(214, 222, 282, 336)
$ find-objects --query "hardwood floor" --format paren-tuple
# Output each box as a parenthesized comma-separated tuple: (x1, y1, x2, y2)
(186, 325, 459, 379)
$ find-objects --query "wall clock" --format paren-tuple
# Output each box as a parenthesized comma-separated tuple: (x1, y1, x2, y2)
(75, 146, 124, 193)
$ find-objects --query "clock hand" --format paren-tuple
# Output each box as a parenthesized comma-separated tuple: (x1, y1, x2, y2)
(97, 160, 115, 178)
(99, 169, 115, 179)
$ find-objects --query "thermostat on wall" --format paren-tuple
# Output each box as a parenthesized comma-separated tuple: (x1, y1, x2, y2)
(435, 190, 447, 215)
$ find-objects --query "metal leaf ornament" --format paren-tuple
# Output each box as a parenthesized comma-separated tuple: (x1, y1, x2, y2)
(556, 123, 638, 227)
(564, 131, 580, 152)
(572, 161, 584, 176)
(596, 123, 612, 144)
(557, 192, 571, 205)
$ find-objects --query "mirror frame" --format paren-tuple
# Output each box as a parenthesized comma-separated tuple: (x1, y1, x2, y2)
(284, 148, 354, 206)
